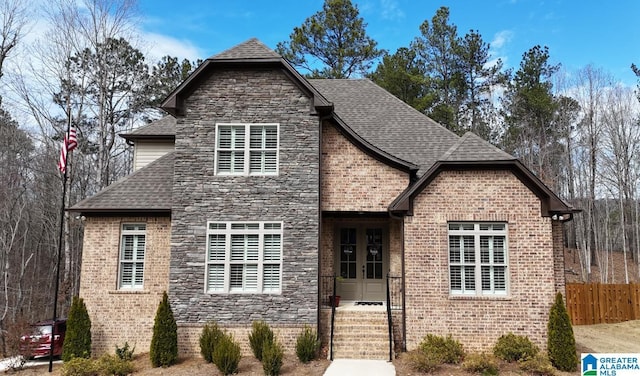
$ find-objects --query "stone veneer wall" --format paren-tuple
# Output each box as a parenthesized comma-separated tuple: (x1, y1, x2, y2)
(321, 123, 409, 212)
(79, 216, 171, 354)
(403, 170, 559, 351)
(169, 68, 319, 353)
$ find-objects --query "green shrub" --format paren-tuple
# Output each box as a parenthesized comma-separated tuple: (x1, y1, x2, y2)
(149, 291, 178, 367)
(520, 353, 556, 375)
(493, 332, 539, 362)
(418, 334, 465, 364)
(461, 352, 499, 375)
(61, 357, 99, 376)
(407, 350, 442, 373)
(115, 341, 135, 361)
(547, 292, 578, 372)
(213, 332, 242, 375)
(96, 354, 135, 376)
(262, 339, 284, 376)
(248, 320, 274, 361)
(200, 321, 223, 363)
(295, 326, 320, 363)
(62, 296, 92, 361)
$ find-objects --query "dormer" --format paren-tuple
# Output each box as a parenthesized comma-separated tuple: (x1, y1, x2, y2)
(121, 116, 176, 170)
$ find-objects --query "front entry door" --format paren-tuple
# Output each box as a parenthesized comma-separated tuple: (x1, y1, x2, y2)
(336, 227, 386, 301)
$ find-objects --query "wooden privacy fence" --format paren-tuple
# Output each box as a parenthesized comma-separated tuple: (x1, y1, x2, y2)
(566, 283, 640, 325)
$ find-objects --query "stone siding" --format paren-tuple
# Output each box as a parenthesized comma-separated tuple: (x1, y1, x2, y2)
(170, 68, 319, 334)
(79, 216, 171, 354)
(321, 123, 409, 212)
(403, 169, 558, 351)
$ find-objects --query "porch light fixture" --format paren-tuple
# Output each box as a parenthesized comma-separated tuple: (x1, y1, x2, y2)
(551, 214, 565, 221)
(368, 246, 378, 256)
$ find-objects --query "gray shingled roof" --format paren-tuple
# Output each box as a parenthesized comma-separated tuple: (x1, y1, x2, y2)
(211, 38, 280, 60)
(74, 39, 530, 214)
(70, 152, 174, 213)
(440, 132, 514, 162)
(309, 79, 462, 173)
(121, 116, 176, 140)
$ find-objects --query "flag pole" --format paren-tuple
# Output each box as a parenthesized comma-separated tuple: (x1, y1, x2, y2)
(49, 125, 71, 372)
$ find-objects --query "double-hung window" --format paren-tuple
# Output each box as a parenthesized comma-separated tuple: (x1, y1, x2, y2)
(206, 221, 282, 293)
(448, 223, 508, 296)
(119, 223, 146, 289)
(215, 123, 279, 175)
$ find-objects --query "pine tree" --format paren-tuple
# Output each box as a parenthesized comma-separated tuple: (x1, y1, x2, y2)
(150, 291, 178, 367)
(62, 296, 92, 361)
(547, 292, 578, 371)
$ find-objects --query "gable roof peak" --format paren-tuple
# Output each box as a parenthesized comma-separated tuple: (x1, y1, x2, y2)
(440, 131, 514, 162)
(211, 38, 280, 60)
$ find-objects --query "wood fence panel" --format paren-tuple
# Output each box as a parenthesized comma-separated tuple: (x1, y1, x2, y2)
(566, 283, 640, 325)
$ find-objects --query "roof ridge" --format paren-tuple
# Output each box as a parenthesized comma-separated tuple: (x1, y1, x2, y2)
(210, 38, 280, 60)
(439, 133, 468, 161)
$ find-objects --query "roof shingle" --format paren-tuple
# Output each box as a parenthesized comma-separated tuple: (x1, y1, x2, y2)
(211, 38, 280, 60)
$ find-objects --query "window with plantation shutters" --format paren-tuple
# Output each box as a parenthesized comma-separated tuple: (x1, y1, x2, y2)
(205, 221, 282, 293)
(119, 224, 146, 289)
(448, 223, 508, 297)
(215, 124, 279, 175)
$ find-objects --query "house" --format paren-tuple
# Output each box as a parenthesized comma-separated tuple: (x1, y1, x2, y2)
(70, 38, 576, 359)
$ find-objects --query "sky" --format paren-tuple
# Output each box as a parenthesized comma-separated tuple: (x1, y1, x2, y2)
(135, 0, 640, 86)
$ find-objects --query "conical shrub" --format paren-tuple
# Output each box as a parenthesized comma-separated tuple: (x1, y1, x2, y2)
(547, 292, 578, 371)
(62, 296, 92, 361)
(149, 291, 178, 367)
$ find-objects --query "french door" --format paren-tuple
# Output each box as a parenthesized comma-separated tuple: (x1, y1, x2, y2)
(336, 226, 386, 301)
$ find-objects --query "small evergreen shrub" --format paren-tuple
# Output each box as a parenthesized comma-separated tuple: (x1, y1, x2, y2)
(96, 354, 135, 376)
(213, 332, 242, 375)
(62, 296, 92, 361)
(461, 352, 499, 375)
(149, 291, 178, 367)
(248, 320, 274, 361)
(407, 350, 442, 373)
(115, 341, 135, 361)
(418, 334, 465, 364)
(520, 353, 557, 376)
(547, 292, 578, 372)
(493, 332, 539, 362)
(295, 326, 320, 363)
(61, 357, 98, 376)
(200, 321, 223, 363)
(262, 339, 284, 376)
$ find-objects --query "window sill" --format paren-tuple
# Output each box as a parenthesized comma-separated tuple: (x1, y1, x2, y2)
(109, 290, 150, 295)
(448, 294, 511, 301)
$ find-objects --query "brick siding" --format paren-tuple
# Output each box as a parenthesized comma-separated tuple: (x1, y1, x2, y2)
(79, 216, 171, 354)
(321, 123, 409, 212)
(403, 169, 560, 351)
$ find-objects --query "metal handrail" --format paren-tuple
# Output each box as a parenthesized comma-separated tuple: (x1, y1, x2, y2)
(386, 273, 393, 361)
(330, 275, 336, 360)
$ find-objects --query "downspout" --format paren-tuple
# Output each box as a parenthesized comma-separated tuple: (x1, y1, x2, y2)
(317, 112, 333, 346)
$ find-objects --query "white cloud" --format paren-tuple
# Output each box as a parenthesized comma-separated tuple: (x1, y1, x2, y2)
(489, 30, 514, 68)
(379, 0, 404, 20)
(138, 31, 205, 63)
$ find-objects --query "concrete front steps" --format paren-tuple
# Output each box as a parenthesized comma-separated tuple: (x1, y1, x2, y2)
(331, 306, 392, 360)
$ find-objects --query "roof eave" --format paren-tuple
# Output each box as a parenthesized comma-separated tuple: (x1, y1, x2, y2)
(328, 114, 419, 174)
(119, 134, 175, 141)
(389, 160, 576, 218)
(160, 57, 332, 116)
(67, 208, 171, 216)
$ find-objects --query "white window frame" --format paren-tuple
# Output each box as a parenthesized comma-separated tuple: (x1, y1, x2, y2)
(448, 222, 508, 297)
(118, 223, 146, 290)
(214, 123, 280, 176)
(205, 221, 283, 294)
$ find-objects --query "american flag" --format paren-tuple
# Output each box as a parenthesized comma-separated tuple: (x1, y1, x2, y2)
(58, 127, 78, 173)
